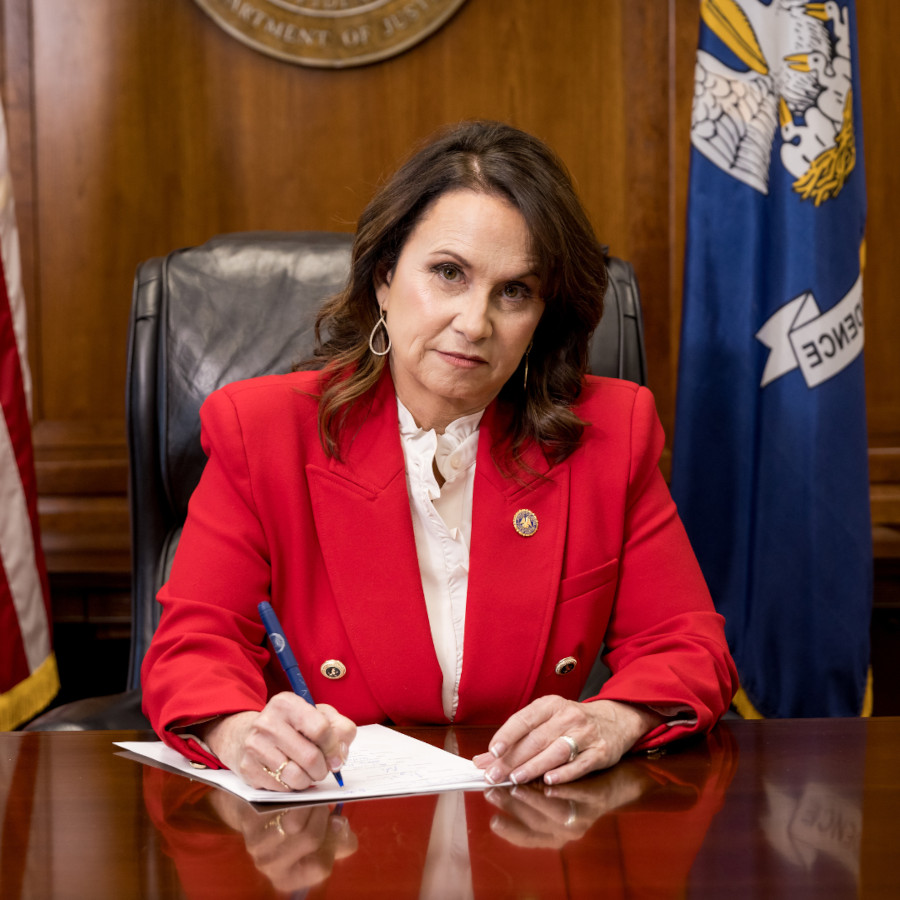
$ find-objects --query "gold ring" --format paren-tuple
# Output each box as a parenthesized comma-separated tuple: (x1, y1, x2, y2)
(263, 760, 290, 788)
(559, 735, 579, 763)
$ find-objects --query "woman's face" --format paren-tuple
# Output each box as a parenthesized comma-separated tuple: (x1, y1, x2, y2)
(375, 189, 545, 432)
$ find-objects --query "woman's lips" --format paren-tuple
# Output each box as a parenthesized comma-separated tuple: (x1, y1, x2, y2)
(436, 350, 487, 369)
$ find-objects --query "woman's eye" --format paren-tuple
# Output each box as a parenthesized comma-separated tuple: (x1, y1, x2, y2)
(502, 283, 528, 300)
(437, 264, 460, 281)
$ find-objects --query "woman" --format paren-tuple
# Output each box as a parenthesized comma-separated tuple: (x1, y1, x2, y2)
(142, 120, 737, 792)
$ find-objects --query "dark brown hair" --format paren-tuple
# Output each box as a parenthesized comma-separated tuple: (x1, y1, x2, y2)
(307, 120, 608, 473)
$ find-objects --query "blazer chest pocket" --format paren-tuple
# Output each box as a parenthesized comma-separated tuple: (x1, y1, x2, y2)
(558, 557, 619, 605)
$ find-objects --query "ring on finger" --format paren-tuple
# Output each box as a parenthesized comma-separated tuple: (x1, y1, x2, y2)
(263, 760, 290, 788)
(559, 735, 580, 763)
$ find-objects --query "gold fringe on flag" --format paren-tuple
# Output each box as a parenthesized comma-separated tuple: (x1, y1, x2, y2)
(732, 667, 874, 719)
(0, 653, 60, 730)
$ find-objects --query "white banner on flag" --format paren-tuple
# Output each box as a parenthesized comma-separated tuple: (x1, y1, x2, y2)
(756, 275, 864, 389)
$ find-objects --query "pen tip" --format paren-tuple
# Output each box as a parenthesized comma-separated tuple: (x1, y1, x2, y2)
(334, 772, 344, 787)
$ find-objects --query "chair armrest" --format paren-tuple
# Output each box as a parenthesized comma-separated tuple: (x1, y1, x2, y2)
(23, 689, 151, 732)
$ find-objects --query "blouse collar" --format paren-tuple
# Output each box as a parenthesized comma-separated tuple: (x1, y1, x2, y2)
(396, 397, 483, 486)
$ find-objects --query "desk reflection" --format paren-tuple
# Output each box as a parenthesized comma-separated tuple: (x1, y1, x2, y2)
(142, 728, 738, 899)
(4, 722, 894, 898)
(689, 722, 868, 898)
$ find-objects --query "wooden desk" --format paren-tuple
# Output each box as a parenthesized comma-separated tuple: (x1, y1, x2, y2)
(1, 719, 898, 898)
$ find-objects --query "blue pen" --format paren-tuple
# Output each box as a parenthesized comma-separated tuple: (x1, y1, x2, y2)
(258, 601, 344, 787)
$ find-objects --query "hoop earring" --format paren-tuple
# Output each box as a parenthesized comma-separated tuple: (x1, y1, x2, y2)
(369, 310, 391, 357)
(522, 341, 533, 391)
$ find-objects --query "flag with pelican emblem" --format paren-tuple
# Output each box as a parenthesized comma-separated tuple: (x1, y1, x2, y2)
(671, 0, 871, 717)
(0, 99, 58, 729)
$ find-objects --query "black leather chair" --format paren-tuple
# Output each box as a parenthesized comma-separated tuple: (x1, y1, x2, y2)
(26, 231, 646, 730)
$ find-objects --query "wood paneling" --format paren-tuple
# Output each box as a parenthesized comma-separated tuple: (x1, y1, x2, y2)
(1, 0, 898, 577)
(857, 0, 900, 556)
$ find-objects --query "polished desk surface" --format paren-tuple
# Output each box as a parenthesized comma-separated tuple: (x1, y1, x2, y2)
(1, 718, 898, 899)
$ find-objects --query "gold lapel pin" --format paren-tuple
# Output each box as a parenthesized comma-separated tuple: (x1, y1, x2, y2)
(513, 509, 538, 537)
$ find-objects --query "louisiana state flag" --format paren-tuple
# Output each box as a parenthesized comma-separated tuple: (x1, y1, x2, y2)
(671, 0, 871, 717)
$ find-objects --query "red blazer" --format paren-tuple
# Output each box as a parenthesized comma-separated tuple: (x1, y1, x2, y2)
(142, 369, 737, 766)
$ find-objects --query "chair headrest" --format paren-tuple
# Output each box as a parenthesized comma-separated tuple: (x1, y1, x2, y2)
(159, 231, 353, 516)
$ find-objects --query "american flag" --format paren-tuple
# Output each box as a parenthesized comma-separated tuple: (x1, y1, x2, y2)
(0, 98, 58, 729)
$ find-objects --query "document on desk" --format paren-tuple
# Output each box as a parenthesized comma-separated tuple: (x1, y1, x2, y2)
(115, 724, 502, 804)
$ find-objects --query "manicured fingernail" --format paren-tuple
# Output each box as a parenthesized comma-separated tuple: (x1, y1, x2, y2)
(509, 771, 519, 785)
(490, 742, 506, 758)
(544, 772, 558, 785)
(484, 768, 498, 785)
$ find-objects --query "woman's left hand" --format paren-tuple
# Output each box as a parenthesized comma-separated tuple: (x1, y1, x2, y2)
(472, 696, 664, 786)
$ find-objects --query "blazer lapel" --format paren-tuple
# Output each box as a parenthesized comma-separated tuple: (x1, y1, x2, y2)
(455, 404, 569, 723)
(306, 369, 446, 724)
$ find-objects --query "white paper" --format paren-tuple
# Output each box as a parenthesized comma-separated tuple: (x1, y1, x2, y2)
(115, 724, 499, 804)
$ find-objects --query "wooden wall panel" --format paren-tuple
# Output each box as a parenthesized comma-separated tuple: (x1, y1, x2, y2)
(856, 1, 900, 555)
(1, 0, 898, 576)
(858, 2, 900, 440)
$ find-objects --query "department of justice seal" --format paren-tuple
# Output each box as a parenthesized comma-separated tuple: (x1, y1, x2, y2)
(193, 0, 469, 68)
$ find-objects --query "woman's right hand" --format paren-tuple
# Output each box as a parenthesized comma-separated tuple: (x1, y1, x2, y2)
(199, 692, 357, 791)
(208, 794, 358, 893)
(484, 765, 656, 848)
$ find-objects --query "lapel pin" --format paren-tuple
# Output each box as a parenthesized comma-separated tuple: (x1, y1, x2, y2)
(513, 509, 538, 537)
